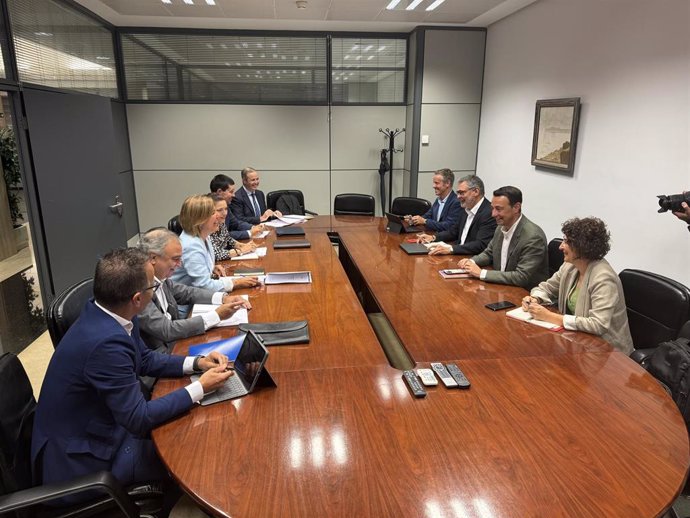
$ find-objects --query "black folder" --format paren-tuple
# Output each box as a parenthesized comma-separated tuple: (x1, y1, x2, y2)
(276, 226, 305, 236)
(273, 240, 311, 249)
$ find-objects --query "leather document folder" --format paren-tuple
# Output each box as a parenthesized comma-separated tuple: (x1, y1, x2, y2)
(276, 226, 305, 236)
(273, 240, 311, 249)
(238, 320, 310, 345)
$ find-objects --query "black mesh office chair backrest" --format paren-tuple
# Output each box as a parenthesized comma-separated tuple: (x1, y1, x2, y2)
(333, 194, 375, 216)
(390, 197, 431, 217)
(0, 353, 36, 497)
(267, 190, 317, 216)
(167, 215, 182, 236)
(46, 278, 93, 348)
(619, 269, 690, 351)
(547, 238, 564, 276)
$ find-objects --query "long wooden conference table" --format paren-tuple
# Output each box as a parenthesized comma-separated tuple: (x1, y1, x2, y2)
(153, 215, 689, 518)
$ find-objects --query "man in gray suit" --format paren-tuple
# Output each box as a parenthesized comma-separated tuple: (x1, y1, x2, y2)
(138, 228, 251, 354)
(459, 186, 548, 290)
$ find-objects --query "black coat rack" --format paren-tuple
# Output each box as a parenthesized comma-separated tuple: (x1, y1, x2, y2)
(378, 127, 405, 215)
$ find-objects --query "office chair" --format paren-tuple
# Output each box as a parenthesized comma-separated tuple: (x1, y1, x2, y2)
(46, 278, 93, 348)
(0, 352, 166, 518)
(266, 190, 317, 216)
(333, 194, 375, 216)
(167, 215, 182, 236)
(390, 197, 431, 217)
(547, 238, 564, 276)
(619, 269, 690, 365)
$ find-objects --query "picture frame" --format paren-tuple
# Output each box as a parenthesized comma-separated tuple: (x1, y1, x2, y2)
(531, 97, 581, 173)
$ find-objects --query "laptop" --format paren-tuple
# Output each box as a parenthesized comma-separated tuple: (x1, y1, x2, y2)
(385, 212, 424, 234)
(192, 330, 275, 405)
(399, 242, 429, 255)
(276, 226, 305, 236)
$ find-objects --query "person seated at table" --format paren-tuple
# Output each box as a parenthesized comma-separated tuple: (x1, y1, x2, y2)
(406, 168, 461, 232)
(210, 173, 266, 240)
(231, 167, 282, 224)
(138, 227, 252, 356)
(418, 174, 496, 256)
(522, 217, 634, 354)
(170, 195, 259, 314)
(209, 193, 259, 261)
(459, 186, 548, 289)
(31, 248, 235, 508)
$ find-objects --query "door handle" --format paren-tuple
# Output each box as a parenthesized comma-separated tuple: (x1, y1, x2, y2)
(109, 195, 123, 217)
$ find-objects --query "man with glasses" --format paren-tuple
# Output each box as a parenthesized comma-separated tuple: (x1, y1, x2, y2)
(32, 248, 235, 508)
(138, 227, 251, 356)
(418, 175, 496, 256)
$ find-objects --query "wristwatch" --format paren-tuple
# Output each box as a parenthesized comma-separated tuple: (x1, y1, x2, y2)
(192, 355, 205, 373)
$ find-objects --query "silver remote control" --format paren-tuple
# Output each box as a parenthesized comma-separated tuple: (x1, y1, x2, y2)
(430, 362, 458, 388)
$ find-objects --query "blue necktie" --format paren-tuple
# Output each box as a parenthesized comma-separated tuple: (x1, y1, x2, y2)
(251, 193, 260, 217)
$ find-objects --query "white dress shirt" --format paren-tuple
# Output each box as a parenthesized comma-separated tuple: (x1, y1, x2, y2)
(460, 197, 486, 244)
(479, 214, 523, 279)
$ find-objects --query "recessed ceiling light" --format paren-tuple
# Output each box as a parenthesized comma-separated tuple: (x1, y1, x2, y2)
(406, 0, 424, 10)
(378, 46, 386, 51)
(205, 0, 215, 4)
(183, 0, 193, 5)
(385, 0, 401, 9)
(367, 55, 374, 60)
(426, 0, 446, 9)
(161, 0, 171, 3)
(364, 45, 372, 51)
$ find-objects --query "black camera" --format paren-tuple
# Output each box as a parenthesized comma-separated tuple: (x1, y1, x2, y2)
(657, 192, 690, 213)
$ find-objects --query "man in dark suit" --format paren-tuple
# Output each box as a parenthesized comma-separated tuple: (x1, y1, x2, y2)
(459, 186, 548, 290)
(418, 174, 497, 256)
(231, 167, 281, 225)
(31, 248, 234, 502)
(138, 228, 251, 355)
(406, 168, 461, 232)
(210, 173, 264, 240)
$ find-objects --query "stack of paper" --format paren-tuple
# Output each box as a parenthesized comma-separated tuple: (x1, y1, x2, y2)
(230, 247, 267, 261)
(265, 215, 306, 228)
(191, 295, 250, 327)
(265, 271, 312, 285)
(506, 307, 563, 331)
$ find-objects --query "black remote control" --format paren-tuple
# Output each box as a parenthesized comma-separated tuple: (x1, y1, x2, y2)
(402, 370, 427, 398)
(445, 363, 470, 389)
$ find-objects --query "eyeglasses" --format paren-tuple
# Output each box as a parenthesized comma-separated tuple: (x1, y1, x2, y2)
(144, 281, 161, 293)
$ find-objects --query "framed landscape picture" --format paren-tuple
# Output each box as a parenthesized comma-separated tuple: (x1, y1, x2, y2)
(531, 97, 581, 173)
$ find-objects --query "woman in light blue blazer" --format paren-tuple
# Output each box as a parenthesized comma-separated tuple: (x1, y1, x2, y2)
(170, 195, 259, 298)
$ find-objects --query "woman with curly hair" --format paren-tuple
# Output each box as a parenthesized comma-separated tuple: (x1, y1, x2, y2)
(521, 217, 633, 354)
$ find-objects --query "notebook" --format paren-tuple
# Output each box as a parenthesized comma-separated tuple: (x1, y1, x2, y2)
(273, 240, 311, 249)
(276, 226, 305, 236)
(385, 212, 424, 234)
(191, 331, 275, 405)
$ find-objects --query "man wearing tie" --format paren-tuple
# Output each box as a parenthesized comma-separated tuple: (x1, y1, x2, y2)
(231, 167, 281, 224)
(459, 186, 548, 290)
(138, 228, 251, 357)
(406, 168, 461, 232)
(419, 175, 497, 256)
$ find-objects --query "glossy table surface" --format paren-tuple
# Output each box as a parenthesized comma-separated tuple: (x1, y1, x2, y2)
(154, 216, 689, 518)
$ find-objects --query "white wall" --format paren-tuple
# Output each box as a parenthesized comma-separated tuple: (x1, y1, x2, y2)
(128, 103, 405, 230)
(477, 0, 690, 285)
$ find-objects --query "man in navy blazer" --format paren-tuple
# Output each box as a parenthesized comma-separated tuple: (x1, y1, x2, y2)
(406, 168, 461, 232)
(31, 249, 234, 504)
(420, 175, 497, 256)
(230, 167, 281, 225)
(210, 174, 264, 240)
